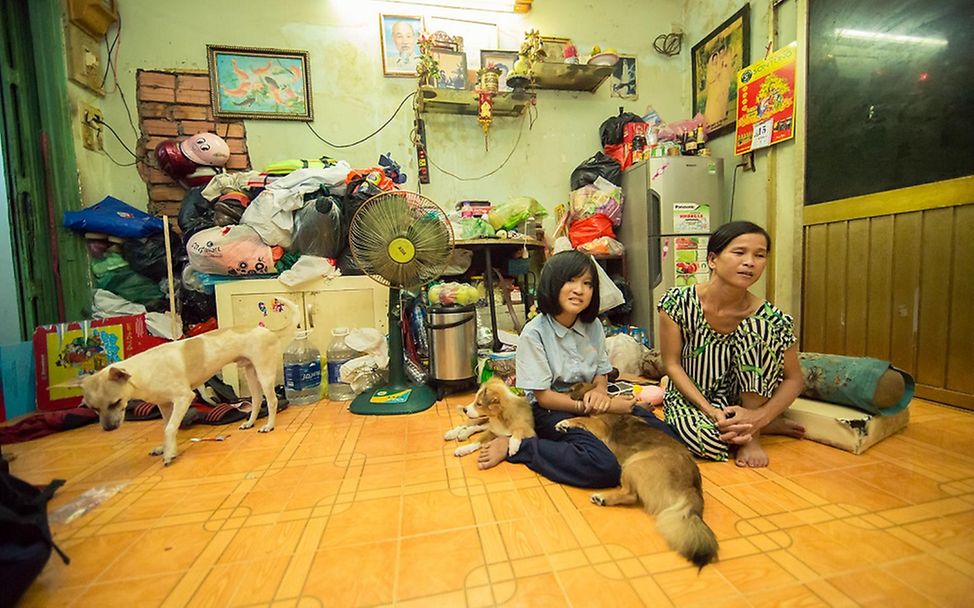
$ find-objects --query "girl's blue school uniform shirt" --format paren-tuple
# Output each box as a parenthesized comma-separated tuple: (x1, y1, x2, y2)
(516, 314, 612, 402)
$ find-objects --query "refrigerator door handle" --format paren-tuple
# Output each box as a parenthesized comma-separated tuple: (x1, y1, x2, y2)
(650, 189, 662, 289)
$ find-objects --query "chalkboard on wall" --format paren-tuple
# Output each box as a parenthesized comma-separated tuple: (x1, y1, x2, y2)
(806, 0, 974, 205)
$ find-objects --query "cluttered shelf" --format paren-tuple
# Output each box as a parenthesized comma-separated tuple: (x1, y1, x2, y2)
(417, 62, 612, 117)
(418, 86, 536, 117)
(528, 62, 614, 93)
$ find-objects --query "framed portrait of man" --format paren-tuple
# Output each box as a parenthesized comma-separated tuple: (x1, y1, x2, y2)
(691, 4, 750, 137)
(380, 14, 424, 77)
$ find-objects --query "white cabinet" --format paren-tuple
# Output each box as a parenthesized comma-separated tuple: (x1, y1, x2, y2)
(214, 276, 389, 395)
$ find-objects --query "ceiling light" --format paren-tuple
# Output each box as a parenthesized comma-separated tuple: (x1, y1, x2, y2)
(835, 28, 948, 47)
(384, 0, 531, 13)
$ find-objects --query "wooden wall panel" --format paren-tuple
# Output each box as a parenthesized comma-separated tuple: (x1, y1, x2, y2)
(916, 208, 954, 387)
(865, 216, 894, 361)
(889, 213, 922, 374)
(803, 198, 973, 409)
(823, 222, 848, 355)
(844, 219, 870, 356)
(802, 224, 829, 353)
(946, 204, 974, 394)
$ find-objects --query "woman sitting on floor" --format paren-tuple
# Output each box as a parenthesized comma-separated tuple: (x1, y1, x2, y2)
(658, 221, 805, 468)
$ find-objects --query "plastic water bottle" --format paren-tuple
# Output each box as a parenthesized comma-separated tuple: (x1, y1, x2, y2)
(283, 330, 322, 405)
(326, 327, 357, 401)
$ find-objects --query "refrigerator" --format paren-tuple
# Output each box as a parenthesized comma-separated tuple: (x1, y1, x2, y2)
(618, 156, 724, 347)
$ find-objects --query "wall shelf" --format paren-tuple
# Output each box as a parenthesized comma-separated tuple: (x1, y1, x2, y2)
(417, 62, 613, 117)
(418, 86, 535, 117)
(529, 62, 614, 93)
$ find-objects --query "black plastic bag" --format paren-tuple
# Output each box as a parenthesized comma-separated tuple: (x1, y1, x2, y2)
(570, 152, 622, 190)
(599, 110, 644, 147)
(122, 234, 185, 283)
(177, 187, 214, 245)
(336, 248, 364, 276)
(604, 275, 633, 322)
(0, 471, 69, 607)
(180, 288, 217, 327)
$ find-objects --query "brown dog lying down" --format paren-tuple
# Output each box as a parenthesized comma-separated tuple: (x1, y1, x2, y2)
(444, 377, 535, 458)
(555, 410, 719, 569)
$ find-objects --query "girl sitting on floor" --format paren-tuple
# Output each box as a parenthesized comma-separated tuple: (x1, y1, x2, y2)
(478, 250, 678, 488)
(658, 221, 805, 468)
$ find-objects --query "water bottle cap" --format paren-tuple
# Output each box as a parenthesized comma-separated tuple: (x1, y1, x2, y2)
(295, 330, 309, 340)
(331, 327, 350, 336)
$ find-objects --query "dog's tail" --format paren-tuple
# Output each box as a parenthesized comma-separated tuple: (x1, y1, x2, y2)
(654, 494, 719, 569)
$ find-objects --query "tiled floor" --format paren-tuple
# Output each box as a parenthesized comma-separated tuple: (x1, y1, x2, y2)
(7, 396, 974, 607)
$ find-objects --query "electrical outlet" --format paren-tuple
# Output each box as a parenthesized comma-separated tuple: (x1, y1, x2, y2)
(81, 103, 104, 151)
(739, 151, 755, 172)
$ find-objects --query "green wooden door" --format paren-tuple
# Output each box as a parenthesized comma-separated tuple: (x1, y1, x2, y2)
(0, 0, 91, 338)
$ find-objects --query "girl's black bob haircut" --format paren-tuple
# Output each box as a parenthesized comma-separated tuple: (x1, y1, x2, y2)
(707, 221, 772, 257)
(537, 250, 601, 323)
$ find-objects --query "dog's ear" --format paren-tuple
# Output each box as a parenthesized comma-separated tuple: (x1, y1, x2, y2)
(108, 367, 131, 383)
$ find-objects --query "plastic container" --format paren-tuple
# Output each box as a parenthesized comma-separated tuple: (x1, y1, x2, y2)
(326, 327, 358, 401)
(283, 330, 322, 405)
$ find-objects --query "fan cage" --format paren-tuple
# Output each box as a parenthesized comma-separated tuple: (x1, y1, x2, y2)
(348, 191, 454, 290)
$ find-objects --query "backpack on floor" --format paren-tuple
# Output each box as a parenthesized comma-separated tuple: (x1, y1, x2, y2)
(0, 470, 70, 607)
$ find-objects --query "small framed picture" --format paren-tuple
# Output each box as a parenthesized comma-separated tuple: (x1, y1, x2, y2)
(433, 49, 468, 90)
(540, 36, 571, 62)
(611, 55, 638, 100)
(380, 14, 424, 77)
(207, 45, 313, 121)
(480, 50, 519, 92)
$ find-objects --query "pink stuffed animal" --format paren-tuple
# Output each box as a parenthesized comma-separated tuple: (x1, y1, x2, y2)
(633, 382, 665, 406)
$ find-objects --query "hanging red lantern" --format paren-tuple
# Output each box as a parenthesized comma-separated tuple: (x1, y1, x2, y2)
(478, 90, 494, 151)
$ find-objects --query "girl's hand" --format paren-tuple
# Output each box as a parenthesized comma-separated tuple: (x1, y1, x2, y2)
(583, 389, 612, 414)
(608, 394, 637, 414)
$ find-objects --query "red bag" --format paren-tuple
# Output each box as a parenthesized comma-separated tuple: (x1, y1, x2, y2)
(569, 213, 616, 248)
(623, 122, 649, 168)
(602, 143, 627, 171)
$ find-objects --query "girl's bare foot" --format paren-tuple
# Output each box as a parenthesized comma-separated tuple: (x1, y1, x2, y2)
(764, 416, 805, 438)
(735, 437, 769, 467)
(477, 437, 510, 470)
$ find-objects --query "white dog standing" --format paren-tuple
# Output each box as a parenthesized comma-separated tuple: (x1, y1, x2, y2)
(69, 298, 301, 465)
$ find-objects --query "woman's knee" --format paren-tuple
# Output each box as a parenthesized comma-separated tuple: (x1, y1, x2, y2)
(738, 390, 769, 409)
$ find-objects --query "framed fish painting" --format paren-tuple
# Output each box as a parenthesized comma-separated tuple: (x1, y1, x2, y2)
(207, 45, 313, 121)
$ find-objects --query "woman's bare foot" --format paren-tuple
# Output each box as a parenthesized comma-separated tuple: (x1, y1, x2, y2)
(764, 416, 805, 438)
(477, 437, 510, 470)
(734, 437, 769, 468)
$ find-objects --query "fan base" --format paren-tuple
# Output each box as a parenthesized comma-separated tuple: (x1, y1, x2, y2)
(348, 383, 439, 415)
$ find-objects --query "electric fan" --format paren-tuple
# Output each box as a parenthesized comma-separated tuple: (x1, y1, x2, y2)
(347, 190, 454, 415)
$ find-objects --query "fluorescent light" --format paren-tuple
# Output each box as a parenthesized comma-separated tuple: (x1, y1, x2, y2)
(835, 28, 948, 47)
(384, 0, 531, 12)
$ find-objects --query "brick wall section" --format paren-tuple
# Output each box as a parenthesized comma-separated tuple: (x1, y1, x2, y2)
(136, 69, 252, 218)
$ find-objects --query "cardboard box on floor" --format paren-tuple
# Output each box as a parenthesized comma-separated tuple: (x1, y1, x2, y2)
(32, 315, 167, 411)
(782, 397, 910, 455)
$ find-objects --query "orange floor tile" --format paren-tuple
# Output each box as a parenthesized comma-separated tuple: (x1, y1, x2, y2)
(6, 396, 974, 607)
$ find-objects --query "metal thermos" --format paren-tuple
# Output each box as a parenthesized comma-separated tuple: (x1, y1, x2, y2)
(426, 304, 477, 382)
